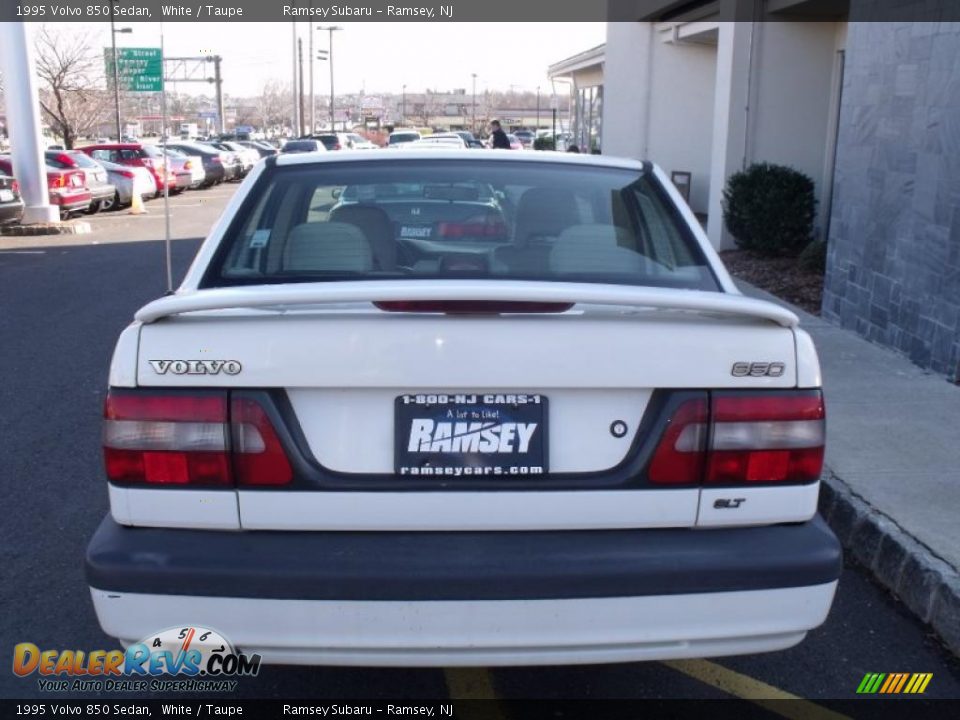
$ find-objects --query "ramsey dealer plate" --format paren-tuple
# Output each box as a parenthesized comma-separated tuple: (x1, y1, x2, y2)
(395, 393, 547, 476)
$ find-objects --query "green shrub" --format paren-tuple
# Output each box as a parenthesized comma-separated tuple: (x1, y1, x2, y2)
(798, 239, 827, 274)
(533, 136, 555, 151)
(722, 163, 816, 256)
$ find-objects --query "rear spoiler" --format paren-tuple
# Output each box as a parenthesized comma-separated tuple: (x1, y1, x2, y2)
(135, 280, 799, 328)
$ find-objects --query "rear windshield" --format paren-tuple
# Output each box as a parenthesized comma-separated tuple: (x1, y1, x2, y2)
(284, 140, 320, 153)
(67, 152, 101, 169)
(389, 133, 419, 144)
(204, 160, 718, 291)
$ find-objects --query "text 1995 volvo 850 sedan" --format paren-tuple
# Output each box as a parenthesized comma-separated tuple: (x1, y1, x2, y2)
(86, 150, 841, 666)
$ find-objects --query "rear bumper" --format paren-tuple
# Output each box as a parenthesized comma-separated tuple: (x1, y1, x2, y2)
(86, 516, 841, 665)
(0, 200, 24, 224)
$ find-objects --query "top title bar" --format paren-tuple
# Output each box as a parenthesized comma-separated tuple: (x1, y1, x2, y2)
(3, 0, 959, 23)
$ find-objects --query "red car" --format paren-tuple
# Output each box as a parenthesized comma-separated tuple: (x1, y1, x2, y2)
(0, 156, 92, 219)
(78, 143, 173, 196)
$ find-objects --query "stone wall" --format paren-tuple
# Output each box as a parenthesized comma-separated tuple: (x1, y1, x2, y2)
(822, 21, 960, 380)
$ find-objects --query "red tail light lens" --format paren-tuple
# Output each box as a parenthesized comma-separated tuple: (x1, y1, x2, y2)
(231, 398, 292, 486)
(103, 392, 231, 486)
(705, 392, 825, 484)
(437, 222, 509, 239)
(47, 173, 65, 189)
(374, 301, 573, 314)
(118, 170, 135, 179)
(11, 179, 20, 194)
(648, 398, 708, 485)
(648, 391, 825, 486)
(103, 391, 293, 487)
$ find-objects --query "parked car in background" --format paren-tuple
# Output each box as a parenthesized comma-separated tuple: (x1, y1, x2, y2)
(513, 130, 535, 148)
(0, 171, 24, 224)
(314, 134, 344, 151)
(203, 141, 255, 177)
(162, 148, 205, 191)
(343, 133, 378, 150)
(216, 141, 260, 174)
(45, 150, 117, 213)
(94, 159, 155, 210)
(280, 139, 327, 154)
(237, 140, 278, 158)
(163, 142, 238, 185)
(451, 131, 484, 149)
(387, 129, 422, 148)
(404, 134, 469, 150)
(78, 143, 171, 197)
(0, 156, 92, 219)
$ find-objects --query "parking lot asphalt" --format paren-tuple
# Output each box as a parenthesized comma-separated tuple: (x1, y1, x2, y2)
(2, 185, 959, 710)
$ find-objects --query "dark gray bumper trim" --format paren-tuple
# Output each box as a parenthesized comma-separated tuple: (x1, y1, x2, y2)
(86, 515, 842, 601)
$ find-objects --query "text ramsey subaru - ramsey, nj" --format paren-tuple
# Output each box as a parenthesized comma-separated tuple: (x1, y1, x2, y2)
(85, 150, 841, 667)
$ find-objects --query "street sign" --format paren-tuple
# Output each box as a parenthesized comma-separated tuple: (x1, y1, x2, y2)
(104, 47, 164, 93)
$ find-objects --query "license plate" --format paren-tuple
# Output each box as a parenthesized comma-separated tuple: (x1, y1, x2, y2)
(395, 394, 547, 476)
(400, 225, 432, 239)
(0, 189, 13, 202)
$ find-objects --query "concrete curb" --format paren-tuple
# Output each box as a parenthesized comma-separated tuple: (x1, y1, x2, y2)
(1, 221, 91, 236)
(820, 470, 960, 656)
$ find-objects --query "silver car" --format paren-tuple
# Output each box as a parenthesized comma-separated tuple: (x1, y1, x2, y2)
(93, 159, 154, 210)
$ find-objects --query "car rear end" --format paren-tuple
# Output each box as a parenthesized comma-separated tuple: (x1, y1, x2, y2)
(87, 152, 840, 667)
(46, 166, 92, 216)
(0, 171, 23, 224)
(61, 151, 116, 211)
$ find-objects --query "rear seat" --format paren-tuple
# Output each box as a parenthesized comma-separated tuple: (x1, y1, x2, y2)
(282, 222, 373, 273)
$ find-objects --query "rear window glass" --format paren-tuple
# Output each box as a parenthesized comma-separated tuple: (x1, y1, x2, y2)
(389, 133, 420, 144)
(67, 152, 100, 168)
(284, 140, 320, 153)
(204, 160, 718, 291)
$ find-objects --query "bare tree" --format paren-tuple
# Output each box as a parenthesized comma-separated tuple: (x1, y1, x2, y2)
(34, 25, 108, 148)
(256, 79, 291, 134)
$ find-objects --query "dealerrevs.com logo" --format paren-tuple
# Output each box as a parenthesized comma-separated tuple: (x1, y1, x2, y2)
(13, 626, 261, 692)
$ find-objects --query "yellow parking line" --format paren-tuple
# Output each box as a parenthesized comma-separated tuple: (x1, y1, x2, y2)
(443, 667, 499, 700)
(662, 660, 851, 720)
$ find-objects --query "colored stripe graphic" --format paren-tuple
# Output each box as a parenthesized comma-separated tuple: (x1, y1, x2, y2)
(856, 673, 932, 694)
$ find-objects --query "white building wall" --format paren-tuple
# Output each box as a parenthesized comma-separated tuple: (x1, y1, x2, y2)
(602, 22, 651, 161)
(647, 31, 717, 214)
(748, 21, 847, 237)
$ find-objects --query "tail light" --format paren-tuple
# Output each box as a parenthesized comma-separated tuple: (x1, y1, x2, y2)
(11, 179, 20, 194)
(47, 173, 66, 189)
(118, 170, 135, 179)
(648, 391, 825, 486)
(103, 391, 292, 487)
(183, 160, 192, 170)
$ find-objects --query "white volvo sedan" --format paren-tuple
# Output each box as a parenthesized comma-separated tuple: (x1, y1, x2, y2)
(87, 150, 840, 667)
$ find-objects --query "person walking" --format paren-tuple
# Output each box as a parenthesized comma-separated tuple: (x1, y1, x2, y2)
(489, 119, 511, 149)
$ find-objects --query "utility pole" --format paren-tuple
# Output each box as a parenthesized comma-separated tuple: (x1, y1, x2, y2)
(318, 26, 341, 131)
(291, 22, 299, 137)
(471, 73, 477, 134)
(536, 86, 540, 130)
(309, 24, 315, 134)
(298, 38, 305, 136)
(401, 84, 406, 127)
(213, 55, 224, 135)
(109, 0, 132, 141)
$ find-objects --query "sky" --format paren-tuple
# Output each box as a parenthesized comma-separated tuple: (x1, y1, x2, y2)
(54, 22, 606, 99)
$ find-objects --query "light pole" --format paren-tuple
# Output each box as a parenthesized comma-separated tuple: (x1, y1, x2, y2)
(291, 23, 298, 136)
(109, 0, 133, 141)
(471, 73, 477, 134)
(536, 85, 540, 130)
(401, 84, 406, 127)
(317, 26, 341, 130)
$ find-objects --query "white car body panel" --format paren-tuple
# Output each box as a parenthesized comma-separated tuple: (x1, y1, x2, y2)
(109, 485, 240, 529)
(90, 582, 838, 667)
(237, 489, 700, 531)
